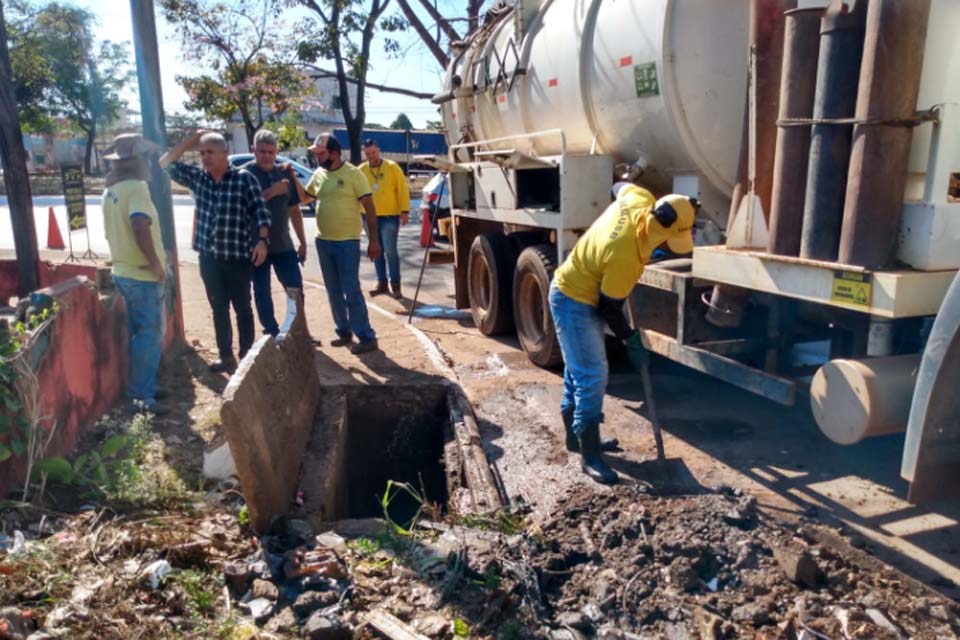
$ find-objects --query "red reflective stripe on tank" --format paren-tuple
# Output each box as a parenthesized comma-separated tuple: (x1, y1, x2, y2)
(548, 78, 558, 87)
(619, 55, 633, 67)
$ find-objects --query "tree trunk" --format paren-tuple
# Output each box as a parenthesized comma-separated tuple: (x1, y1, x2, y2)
(83, 124, 96, 175)
(0, 0, 40, 294)
(346, 118, 362, 165)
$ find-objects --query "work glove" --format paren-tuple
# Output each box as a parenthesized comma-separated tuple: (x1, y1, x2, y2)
(625, 332, 650, 371)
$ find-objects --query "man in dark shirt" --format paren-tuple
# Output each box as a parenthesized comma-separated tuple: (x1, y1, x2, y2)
(160, 131, 271, 372)
(243, 129, 308, 337)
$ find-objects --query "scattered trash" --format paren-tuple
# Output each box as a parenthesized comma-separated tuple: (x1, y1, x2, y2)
(241, 596, 274, 622)
(142, 560, 171, 590)
(202, 439, 237, 480)
(0, 531, 26, 556)
(410, 305, 471, 320)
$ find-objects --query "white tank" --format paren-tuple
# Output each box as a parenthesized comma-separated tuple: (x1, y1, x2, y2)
(443, 0, 749, 213)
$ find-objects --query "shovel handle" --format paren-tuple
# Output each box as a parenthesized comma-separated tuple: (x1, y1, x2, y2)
(640, 363, 666, 461)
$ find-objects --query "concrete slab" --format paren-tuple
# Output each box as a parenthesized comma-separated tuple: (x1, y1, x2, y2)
(220, 291, 319, 533)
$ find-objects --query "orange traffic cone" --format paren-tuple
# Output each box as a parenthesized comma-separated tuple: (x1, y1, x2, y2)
(47, 207, 65, 250)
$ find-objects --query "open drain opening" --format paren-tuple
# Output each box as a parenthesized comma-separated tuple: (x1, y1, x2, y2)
(342, 386, 451, 528)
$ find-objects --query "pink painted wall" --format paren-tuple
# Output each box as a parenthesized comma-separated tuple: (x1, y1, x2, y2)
(0, 267, 177, 498)
(0, 260, 99, 304)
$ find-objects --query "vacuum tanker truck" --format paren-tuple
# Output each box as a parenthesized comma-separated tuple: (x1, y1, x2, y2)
(418, 0, 960, 503)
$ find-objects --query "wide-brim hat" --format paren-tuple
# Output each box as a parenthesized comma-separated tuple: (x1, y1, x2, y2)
(103, 133, 161, 160)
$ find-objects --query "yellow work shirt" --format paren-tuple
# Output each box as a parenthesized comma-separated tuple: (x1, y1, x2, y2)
(102, 179, 166, 282)
(305, 162, 372, 241)
(359, 158, 410, 216)
(554, 185, 673, 307)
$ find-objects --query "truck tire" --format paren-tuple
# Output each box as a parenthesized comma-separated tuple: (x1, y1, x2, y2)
(513, 244, 563, 368)
(468, 233, 517, 335)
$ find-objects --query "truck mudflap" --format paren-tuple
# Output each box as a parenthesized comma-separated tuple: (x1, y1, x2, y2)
(902, 270, 960, 503)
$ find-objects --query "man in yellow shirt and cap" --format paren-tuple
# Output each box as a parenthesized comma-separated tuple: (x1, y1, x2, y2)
(359, 139, 410, 299)
(549, 183, 697, 484)
(101, 133, 168, 414)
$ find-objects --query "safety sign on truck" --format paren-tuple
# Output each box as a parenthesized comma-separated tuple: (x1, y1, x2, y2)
(831, 271, 872, 308)
(634, 63, 659, 98)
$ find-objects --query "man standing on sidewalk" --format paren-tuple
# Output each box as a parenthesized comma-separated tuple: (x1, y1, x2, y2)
(303, 133, 382, 355)
(243, 129, 308, 337)
(160, 131, 271, 372)
(102, 133, 168, 414)
(359, 139, 410, 299)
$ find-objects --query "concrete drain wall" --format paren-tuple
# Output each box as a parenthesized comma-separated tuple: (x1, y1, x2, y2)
(219, 296, 501, 533)
(298, 384, 503, 529)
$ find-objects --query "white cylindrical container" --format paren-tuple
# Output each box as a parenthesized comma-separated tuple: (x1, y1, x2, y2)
(810, 355, 921, 445)
(443, 0, 749, 209)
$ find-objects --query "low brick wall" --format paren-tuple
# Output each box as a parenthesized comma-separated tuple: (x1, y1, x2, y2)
(0, 264, 180, 497)
(0, 277, 127, 495)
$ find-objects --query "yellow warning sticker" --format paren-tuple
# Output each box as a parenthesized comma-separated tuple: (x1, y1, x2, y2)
(831, 271, 872, 308)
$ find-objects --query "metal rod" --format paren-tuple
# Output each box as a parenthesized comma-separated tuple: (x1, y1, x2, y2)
(407, 174, 448, 324)
(639, 361, 665, 462)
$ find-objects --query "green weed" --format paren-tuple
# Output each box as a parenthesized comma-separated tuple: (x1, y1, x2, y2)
(348, 536, 381, 557)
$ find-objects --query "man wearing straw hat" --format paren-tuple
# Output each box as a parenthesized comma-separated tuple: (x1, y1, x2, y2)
(102, 133, 168, 414)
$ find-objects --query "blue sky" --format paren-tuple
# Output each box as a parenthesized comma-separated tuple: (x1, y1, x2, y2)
(76, 0, 450, 128)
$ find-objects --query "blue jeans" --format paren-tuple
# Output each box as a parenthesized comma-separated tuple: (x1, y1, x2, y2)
(113, 275, 165, 406)
(253, 250, 304, 336)
(315, 238, 376, 343)
(373, 215, 401, 285)
(548, 281, 608, 435)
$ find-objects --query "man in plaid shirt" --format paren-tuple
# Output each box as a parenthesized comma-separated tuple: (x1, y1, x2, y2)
(160, 131, 271, 372)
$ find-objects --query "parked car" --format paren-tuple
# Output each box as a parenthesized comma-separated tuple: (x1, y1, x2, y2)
(228, 153, 315, 216)
(419, 172, 451, 240)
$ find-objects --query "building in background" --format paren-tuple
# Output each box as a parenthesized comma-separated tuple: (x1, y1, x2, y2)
(225, 74, 357, 163)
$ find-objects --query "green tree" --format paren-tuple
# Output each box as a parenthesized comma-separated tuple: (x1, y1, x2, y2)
(275, 113, 307, 152)
(159, 0, 313, 147)
(5, 1, 132, 173)
(390, 112, 413, 130)
(394, 0, 490, 68)
(4, 0, 55, 133)
(424, 119, 443, 131)
(296, 0, 414, 163)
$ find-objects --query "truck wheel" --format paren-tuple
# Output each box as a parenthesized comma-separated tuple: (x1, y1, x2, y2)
(468, 233, 517, 335)
(513, 244, 563, 368)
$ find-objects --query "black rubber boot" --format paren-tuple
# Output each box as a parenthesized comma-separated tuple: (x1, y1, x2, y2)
(563, 409, 619, 453)
(577, 421, 619, 485)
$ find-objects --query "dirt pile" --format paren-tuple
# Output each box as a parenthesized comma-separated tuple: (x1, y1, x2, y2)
(502, 485, 960, 639)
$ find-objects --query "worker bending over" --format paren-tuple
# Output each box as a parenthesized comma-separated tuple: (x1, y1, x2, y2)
(549, 184, 697, 485)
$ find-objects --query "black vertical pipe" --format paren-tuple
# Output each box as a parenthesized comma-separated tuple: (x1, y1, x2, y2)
(767, 8, 823, 256)
(0, 0, 39, 295)
(838, 0, 931, 268)
(800, 0, 868, 262)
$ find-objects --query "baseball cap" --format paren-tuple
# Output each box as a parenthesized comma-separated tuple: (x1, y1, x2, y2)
(307, 134, 341, 153)
(653, 194, 697, 254)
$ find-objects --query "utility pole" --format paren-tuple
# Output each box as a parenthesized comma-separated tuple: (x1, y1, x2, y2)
(0, 0, 40, 296)
(129, 0, 184, 339)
